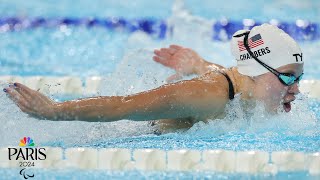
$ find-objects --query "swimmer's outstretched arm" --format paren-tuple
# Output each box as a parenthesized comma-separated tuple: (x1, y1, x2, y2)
(5, 78, 229, 122)
(153, 45, 225, 82)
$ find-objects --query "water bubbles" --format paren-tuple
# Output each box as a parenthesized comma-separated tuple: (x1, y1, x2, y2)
(296, 19, 309, 28)
(269, 19, 280, 26)
(243, 19, 255, 27)
(59, 25, 72, 36)
(182, 95, 319, 151)
(67, 48, 75, 56)
(0, 24, 10, 33)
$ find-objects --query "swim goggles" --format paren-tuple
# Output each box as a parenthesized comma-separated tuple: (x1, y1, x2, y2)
(233, 31, 303, 86)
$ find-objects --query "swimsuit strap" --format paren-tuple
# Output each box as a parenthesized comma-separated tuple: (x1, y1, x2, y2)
(219, 72, 235, 100)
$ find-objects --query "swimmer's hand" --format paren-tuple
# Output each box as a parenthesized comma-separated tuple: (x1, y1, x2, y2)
(4, 83, 57, 119)
(153, 45, 203, 82)
(153, 45, 220, 82)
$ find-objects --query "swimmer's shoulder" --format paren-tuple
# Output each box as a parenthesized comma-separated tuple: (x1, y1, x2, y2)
(195, 67, 237, 97)
(197, 67, 228, 81)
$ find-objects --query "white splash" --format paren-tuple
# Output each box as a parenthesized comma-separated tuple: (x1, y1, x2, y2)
(186, 94, 319, 137)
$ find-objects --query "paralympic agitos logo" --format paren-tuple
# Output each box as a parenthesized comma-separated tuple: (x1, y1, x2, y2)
(7, 137, 47, 179)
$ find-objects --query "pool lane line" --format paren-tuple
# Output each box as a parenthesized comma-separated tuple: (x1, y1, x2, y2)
(1, 147, 319, 175)
(0, 17, 319, 41)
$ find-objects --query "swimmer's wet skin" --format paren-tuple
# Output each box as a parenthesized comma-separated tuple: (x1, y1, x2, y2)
(3, 24, 304, 132)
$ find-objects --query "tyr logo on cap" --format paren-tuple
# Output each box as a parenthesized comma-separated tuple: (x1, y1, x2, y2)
(293, 53, 303, 62)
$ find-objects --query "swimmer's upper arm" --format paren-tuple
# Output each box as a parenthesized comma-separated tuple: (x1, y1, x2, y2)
(122, 78, 229, 121)
(53, 77, 229, 122)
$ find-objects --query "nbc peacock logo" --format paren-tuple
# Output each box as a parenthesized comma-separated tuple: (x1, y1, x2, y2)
(19, 137, 35, 147)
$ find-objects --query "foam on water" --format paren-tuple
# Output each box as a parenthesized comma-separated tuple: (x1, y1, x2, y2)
(187, 95, 319, 136)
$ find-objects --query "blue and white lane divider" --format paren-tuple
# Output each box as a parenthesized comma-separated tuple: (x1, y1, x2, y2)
(0, 148, 319, 175)
(0, 76, 320, 98)
(0, 17, 167, 39)
(0, 17, 318, 41)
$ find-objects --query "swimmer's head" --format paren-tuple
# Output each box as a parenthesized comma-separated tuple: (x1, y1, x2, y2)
(247, 63, 303, 113)
(231, 24, 304, 113)
(231, 23, 303, 77)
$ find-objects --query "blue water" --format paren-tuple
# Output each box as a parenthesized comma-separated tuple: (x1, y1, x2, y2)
(0, 29, 318, 79)
(0, 0, 319, 21)
(0, 169, 316, 180)
(0, 0, 320, 179)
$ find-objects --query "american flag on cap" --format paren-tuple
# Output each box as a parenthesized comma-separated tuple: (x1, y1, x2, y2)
(238, 34, 264, 51)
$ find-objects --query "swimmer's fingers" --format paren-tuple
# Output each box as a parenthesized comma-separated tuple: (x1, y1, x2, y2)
(160, 47, 178, 55)
(169, 45, 183, 51)
(11, 83, 36, 98)
(4, 87, 34, 113)
(5, 87, 26, 105)
(8, 83, 32, 101)
(9, 83, 55, 116)
(153, 49, 172, 67)
(154, 49, 171, 60)
(159, 45, 183, 55)
(153, 56, 175, 68)
(154, 44, 182, 54)
(13, 82, 52, 103)
(153, 45, 184, 61)
(5, 84, 56, 119)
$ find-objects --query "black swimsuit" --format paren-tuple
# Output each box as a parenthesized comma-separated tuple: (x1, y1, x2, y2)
(220, 72, 235, 100)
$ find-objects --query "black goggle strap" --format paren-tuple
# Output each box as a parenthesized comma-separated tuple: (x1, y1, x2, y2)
(233, 31, 280, 77)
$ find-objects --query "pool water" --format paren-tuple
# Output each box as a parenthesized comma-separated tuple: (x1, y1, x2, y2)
(0, 0, 319, 179)
(0, 169, 316, 180)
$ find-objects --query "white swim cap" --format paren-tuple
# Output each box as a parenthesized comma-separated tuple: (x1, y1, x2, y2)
(231, 23, 303, 76)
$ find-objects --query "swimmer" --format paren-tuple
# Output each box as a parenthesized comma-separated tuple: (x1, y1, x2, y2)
(3, 24, 304, 133)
